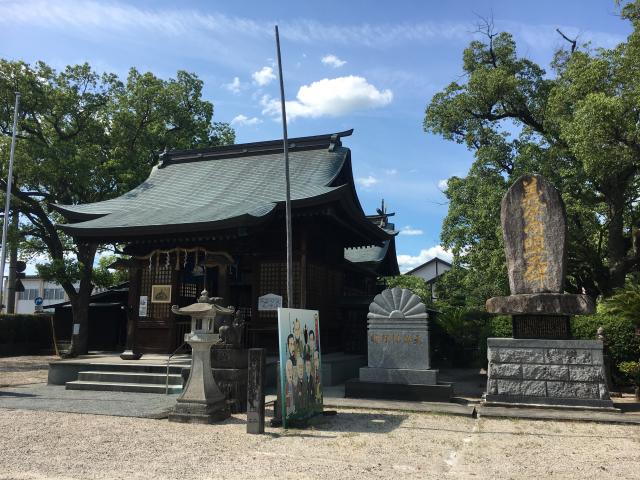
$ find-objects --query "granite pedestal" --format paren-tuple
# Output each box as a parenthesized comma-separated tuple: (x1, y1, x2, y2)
(486, 338, 613, 408)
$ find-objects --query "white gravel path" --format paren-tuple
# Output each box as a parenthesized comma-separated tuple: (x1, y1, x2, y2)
(0, 407, 638, 480)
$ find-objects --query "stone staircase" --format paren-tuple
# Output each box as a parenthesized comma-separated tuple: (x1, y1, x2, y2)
(65, 356, 191, 394)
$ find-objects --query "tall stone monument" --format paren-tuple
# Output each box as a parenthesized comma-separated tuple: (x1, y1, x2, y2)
(345, 287, 452, 401)
(485, 175, 613, 408)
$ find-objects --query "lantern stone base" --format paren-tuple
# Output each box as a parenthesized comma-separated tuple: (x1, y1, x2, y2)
(169, 333, 230, 424)
(485, 338, 614, 409)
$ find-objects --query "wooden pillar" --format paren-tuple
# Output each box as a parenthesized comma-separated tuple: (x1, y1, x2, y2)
(218, 265, 230, 306)
(300, 231, 307, 309)
(120, 264, 142, 360)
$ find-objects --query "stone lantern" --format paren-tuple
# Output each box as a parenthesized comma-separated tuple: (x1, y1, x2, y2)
(168, 290, 234, 424)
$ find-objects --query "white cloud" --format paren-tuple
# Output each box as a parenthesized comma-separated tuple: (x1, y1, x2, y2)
(261, 76, 392, 121)
(385, 169, 398, 175)
(252, 66, 276, 86)
(438, 179, 448, 191)
(397, 246, 453, 273)
(399, 226, 423, 236)
(224, 76, 241, 94)
(0, 2, 625, 54)
(356, 175, 379, 188)
(321, 54, 346, 68)
(230, 114, 262, 126)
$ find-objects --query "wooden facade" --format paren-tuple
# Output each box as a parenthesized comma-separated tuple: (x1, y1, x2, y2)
(55, 131, 399, 355)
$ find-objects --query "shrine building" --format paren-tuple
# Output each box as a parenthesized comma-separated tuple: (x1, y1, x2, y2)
(54, 130, 399, 355)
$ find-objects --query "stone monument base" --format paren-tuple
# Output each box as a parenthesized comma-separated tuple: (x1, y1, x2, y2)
(344, 378, 453, 402)
(359, 366, 438, 385)
(485, 338, 614, 409)
(168, 399, 230, 424)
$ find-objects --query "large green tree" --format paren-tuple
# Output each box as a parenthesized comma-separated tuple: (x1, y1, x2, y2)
(0, 60, 234, 355)
(425, 6, 640, 305)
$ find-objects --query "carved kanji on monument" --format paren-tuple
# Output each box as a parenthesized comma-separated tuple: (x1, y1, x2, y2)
(501, 175, 566, 294)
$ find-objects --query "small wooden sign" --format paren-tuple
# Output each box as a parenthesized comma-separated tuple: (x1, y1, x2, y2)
(258, 293, 282, 311)
(247, 348, 266, 434)
(139, 296, 148, 317)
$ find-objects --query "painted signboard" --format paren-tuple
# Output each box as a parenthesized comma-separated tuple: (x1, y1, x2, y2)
(277, 308, 323, 427)
(258, 293, 282, 311)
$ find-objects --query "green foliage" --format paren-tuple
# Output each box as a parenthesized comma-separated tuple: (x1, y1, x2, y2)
(601, 282, 640, 326)
(91, 255, 129, 289)
(383, 275, 432, 306)
(430, 304, 511, 367)
(0, 59, 234, 353)
(424, 8, 640, 302)
(618, 361, 640, 386)
(572, 311, 640, 377)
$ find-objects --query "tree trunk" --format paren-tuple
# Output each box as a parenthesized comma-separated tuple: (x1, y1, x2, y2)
(66, 242, 98, 357)
(605, 187, 628, 296)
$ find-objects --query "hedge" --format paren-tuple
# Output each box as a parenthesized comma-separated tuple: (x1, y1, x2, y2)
(0, 314, 54, 355)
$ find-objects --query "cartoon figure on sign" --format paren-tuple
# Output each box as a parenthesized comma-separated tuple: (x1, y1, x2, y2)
(313, 350, 322, 403)
(295, 353, 305, 411)
(285, 358, 295, 415)
(305, 354, 314, 401)
(293, 318, 303, 357)
(287, 334, 296, 365)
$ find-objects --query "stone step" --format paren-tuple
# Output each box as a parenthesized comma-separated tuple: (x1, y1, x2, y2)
(79, 362, 189, 375)
(65, 380, 182, 394)
(77, 371, 183, 386)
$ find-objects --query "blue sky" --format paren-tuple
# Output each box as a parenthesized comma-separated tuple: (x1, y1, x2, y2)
(0, 0, 630, 272)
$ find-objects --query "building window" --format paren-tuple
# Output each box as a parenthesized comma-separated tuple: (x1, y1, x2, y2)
(44, 288, 65, 300)
(18, 288, 39, 301)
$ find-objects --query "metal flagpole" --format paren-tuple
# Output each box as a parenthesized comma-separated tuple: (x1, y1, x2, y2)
(0, 92, 20, 311)
(275, 26, 294, 308)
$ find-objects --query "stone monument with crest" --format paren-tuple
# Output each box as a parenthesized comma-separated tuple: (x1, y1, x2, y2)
(485, 175, 613, 408)
(344, 287, 452, 401)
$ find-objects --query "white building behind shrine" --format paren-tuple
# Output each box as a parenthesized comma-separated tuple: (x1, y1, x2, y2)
(404, 257, 452, 300)
(3, 276, 75, 314)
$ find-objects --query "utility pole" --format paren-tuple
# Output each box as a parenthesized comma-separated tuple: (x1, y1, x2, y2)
(0, 92, 20, 312)
(6, 212, 18, 314)
(275, 26, 293, 308)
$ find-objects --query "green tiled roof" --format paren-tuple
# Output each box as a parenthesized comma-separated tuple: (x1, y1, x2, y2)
(55, 130, 391, 245)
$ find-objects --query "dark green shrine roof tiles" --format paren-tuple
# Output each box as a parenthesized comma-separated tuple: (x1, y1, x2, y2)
(56, 146, 348, 234)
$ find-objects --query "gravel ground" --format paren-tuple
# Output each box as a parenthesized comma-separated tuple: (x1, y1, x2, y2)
(0, 355, 57, 387)
(0, 407, 638, 480)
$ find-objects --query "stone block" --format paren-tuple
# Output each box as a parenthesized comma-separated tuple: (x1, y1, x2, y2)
(546, 381, 598, 398)
(497, 379, 522, 395)
(487, 348, 500, 363)
(499, 348, 545, 364)
(569, 365, 603, 382)
(489, 363, 522, 379)
(546, 348, 592, 365)
(367, 327, 430, 370)
(359, 367, 437, 385)
(522, 364, 568, 381)
(599, 383, 608, 400)
(521, 380, 546, 396)
(487, 379, 498, 395)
